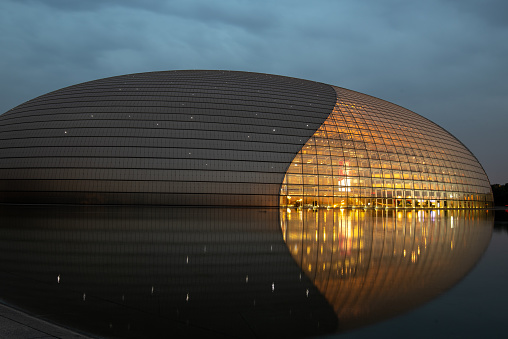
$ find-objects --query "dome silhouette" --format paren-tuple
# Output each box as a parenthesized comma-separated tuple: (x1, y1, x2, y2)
(0, 70, 493, 208)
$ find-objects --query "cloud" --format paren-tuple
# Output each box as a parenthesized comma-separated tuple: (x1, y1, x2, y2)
(1, 0, 507, 183)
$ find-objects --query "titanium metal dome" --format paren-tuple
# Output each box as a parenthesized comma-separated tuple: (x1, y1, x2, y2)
(0, 70, 493, 208)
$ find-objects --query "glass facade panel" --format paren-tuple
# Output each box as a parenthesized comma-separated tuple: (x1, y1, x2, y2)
(280, 87, 493, 209)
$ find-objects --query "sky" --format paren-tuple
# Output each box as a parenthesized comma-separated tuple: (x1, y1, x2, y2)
(1, 0, 507, 184)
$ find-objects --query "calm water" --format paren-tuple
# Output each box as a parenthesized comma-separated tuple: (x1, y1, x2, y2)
(0, 206, 505, 338)
(333, 210, 508, 339)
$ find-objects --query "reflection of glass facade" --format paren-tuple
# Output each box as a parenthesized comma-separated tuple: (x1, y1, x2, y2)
(280, 87, 493, 209)
(280, 208, 493, 330)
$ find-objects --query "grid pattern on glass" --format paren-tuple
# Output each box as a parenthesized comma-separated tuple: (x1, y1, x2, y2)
(280, 87, 493, 209)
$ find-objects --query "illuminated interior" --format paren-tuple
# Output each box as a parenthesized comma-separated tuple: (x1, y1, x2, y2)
(280, 87, 493, 209)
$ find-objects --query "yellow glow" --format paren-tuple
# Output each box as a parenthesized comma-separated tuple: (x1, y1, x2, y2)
(279, 90, 492, 210)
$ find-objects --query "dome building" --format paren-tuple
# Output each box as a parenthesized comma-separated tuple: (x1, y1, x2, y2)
(0, 70, 493, 208)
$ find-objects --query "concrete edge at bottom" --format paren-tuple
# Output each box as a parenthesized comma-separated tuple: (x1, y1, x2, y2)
(0, 302, 97, 339)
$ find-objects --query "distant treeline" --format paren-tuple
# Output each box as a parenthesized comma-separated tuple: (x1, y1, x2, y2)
(491, 183, 508, 206)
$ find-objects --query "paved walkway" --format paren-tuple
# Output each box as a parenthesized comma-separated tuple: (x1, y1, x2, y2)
(0, 303, 94, 339)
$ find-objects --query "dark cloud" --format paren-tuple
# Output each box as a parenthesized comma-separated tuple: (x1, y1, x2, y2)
(1, 0, 507, 183)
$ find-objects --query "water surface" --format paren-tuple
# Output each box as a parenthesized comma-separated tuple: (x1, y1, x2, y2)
(0, 206, 496, 338)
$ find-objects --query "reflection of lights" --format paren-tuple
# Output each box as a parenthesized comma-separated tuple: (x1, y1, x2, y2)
(83, 293, 86, 301)
(306, 289, 309, 297)
(271, 283, 275, 292)
(451, 216, 454, 228)
(281, 207, 493, 327)
(246, 275, 249, 283)
(57, 275, 60, 283)
(186, 293, 189, 302)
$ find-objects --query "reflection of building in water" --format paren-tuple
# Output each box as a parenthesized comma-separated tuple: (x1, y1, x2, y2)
(280, 208, 493, 330)
(0, 206, 337, 338)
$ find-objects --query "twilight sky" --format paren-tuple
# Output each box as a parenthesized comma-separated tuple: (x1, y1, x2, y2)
(1, 0, 507, 184)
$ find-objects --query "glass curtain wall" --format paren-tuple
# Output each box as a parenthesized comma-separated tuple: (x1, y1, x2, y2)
(280, 87, 493, 209)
